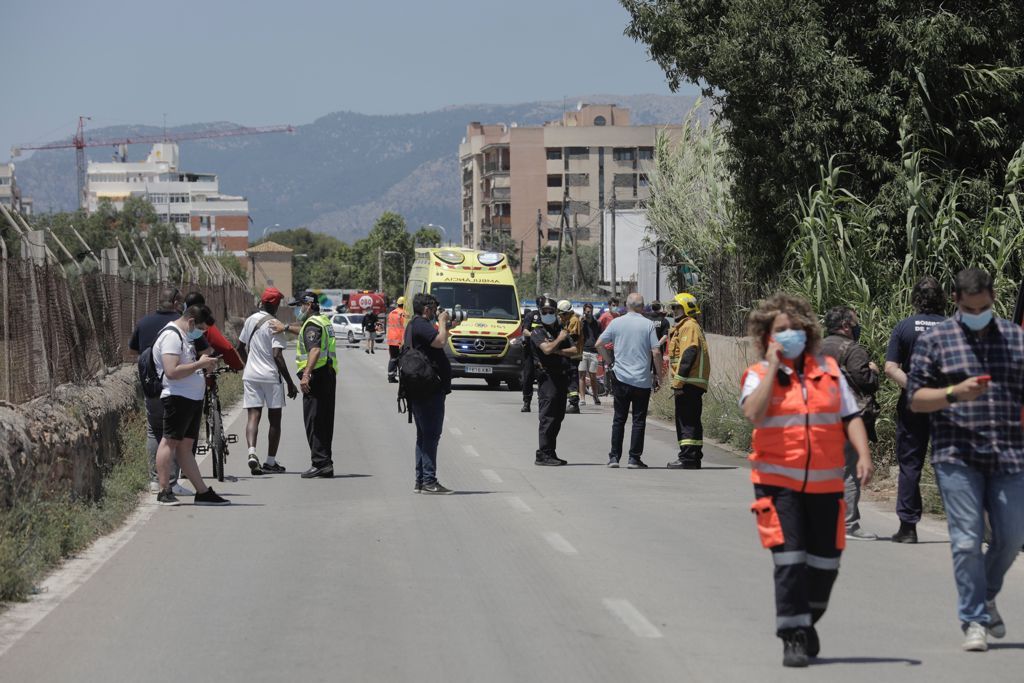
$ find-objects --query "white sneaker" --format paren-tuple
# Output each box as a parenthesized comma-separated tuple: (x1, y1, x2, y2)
(986, 600, 1006, 639)
(148, 481, 160, 494)
(171, 483, 195, 496)
(963, 622, 988, 651)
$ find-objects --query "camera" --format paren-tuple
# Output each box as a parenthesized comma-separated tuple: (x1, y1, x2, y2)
(443, 305, 469, 327)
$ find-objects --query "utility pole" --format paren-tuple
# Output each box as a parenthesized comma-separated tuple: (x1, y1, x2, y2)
(535, 209, 542, 297)
(571, 212, 579, 292)
(377, 246, 383, 293)
(610, 188, 617, 299)
(554, 185, 567, 296)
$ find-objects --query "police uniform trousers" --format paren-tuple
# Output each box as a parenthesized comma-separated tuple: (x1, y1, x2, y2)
(754, 484, 843, 637)
(675, 385, 705, 463)
(301, 365, 336, 468)
(895, 396, 930, 524)
(536, 371, 568, 459)
(521, 352, 537, 402)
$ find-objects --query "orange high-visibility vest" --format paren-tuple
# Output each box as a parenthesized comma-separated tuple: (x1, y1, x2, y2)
(742, 354, 846, 494)
(386, 307, 406, 346)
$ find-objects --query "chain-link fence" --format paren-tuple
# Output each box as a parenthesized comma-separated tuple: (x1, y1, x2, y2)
(0, 238, 254, 405)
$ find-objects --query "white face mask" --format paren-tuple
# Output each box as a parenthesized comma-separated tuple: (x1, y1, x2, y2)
(541, 313, 557, 326)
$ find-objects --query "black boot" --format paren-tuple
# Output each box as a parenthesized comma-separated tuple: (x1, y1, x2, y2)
(565, 399, 580, 414)
(521, 400, 531, 413)
(805, 625, 820, 657)
(782, 629, 809, 668)
(892, 521, 918, 544)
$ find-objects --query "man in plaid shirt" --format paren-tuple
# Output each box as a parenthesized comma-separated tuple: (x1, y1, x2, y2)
(908, 268, 1024, 653)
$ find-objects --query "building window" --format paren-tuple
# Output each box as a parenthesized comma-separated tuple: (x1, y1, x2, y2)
(169, 193, 189, 203)
(568, 200, 591, 215)
(546, 148, 562, 161)
(547, 174, 562, 188)
(567, 147, 589, 159)
(638, 147, 654, 160)
(613, 148, 636, 162)
(594, 115, 606, 126)
(547, 202, 563, 216)
(566, 173, 589, 187)
(169, 213, 190, 224)
(148, 193, 168, 204)
(613, 173, 635, 188)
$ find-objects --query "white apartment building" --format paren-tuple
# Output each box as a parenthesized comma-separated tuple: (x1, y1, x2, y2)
(0, 162, 32, 215)
(86, 143, 250, 256)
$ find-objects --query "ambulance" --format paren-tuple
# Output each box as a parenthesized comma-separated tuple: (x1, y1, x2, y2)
(404, 247, 524, 390)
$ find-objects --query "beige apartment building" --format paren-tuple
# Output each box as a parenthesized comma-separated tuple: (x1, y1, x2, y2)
(459, 103, 679, 271)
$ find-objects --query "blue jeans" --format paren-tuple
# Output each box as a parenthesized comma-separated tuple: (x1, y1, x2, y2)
(410, 392, 445, 486)
(934, 461, 1024, 627)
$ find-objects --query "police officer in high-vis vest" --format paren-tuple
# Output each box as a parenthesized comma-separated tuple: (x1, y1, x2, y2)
(283, 291, 338, 478)
(667, 293, 710, 469)
(741, 293, 873, 668)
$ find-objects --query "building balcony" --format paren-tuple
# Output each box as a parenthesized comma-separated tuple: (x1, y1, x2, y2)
(483, 216, 511, 232)
(485, 187, 511, 201)
(483, 163, 510, 176)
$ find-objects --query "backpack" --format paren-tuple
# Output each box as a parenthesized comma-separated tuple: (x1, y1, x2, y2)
(397, 322, 441, 421)
(138, 325, 184, 399)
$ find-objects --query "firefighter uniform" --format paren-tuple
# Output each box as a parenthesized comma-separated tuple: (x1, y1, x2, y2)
(531, 299, 574, 465)
(295, 307, 338, 474)
(558, 300, 582, 414)
(744, 353, 851, 663)
(667, 293, 710, 468)
(386, 299, 406, 383)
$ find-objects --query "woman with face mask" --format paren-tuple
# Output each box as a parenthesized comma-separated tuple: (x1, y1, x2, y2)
(739, 293, 873, 668)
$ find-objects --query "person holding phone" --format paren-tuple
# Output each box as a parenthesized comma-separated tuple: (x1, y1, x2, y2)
(740, 293, 872, 667)
(908, 268, 1024, 653)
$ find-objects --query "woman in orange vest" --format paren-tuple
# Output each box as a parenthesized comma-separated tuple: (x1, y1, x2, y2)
(741, 293, 874, 668)
(386, 297, 407, 383)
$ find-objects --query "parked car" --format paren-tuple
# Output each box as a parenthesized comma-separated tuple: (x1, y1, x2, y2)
(331, 313, 384, 345)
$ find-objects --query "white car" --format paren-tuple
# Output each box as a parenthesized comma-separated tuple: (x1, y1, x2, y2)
(331, 313, 384, 345)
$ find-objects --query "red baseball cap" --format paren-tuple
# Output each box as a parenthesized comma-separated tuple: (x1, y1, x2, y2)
(260, 287, 284, 304)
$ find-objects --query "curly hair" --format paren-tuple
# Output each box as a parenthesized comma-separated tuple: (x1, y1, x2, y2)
(747, 293, 821, 356)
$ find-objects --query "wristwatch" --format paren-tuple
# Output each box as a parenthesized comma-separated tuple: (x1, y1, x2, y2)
(945, 385, 958, 404)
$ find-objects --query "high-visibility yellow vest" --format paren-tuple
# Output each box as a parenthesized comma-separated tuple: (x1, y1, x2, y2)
(296, 314, 337, 373)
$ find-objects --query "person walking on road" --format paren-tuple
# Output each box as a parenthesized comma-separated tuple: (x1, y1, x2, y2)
(558, 299, 582, 414)
(741, 293, 873, 667)
(153, 304, 232, 506)
(577, 303, 602, 406)
(908, 268, 1024, 653)
(283, 291, 338, 478)
(666, 293, 709, 469)
(237, 287, 298, 475)
(597, 293, 663, 469)
(129, 286, 194, 496)
(406, 293, 454, 494)
(520, 297, 543, 413)
(884, 277, 946, 544)
(363, 307, 380, 355)
(386, 297, 407, 383)
(821, 306, 880, 542)
(531, 297, 577, 466)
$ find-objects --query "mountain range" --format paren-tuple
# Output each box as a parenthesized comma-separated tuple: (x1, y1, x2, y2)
(15, 94, 702, 243)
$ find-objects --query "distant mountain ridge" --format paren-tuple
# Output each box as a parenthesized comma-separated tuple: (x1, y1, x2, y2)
(16, 94, 703, 243)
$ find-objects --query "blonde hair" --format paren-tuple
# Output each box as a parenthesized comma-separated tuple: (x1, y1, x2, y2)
(747, 292, 821, 357)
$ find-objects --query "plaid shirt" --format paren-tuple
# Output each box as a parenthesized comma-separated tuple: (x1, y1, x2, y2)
(907, 316, 1024, 474)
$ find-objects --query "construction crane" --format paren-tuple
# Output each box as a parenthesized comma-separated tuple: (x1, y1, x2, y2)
(11, 117, 294, 208)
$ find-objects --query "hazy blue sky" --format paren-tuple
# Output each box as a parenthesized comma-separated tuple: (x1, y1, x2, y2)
(4, 0, 694, 159)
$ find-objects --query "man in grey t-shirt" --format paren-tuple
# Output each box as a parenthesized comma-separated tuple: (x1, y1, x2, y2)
(597, 293, 664, 468)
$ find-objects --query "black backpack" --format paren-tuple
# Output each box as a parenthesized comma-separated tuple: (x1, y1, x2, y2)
(138, 326, 184, 399)
(397, 322, 441, 421)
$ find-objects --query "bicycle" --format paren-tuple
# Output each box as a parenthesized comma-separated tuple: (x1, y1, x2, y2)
(195, 367, 238, 482)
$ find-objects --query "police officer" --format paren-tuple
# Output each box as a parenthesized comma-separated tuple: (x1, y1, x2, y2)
(283, 291, 338, 478)
(532, 297, 577, 466)
(557, 299, 582, 414)
(520, 296, 544, 412)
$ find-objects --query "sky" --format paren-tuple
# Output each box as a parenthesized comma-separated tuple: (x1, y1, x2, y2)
(4, 0, 695, 160)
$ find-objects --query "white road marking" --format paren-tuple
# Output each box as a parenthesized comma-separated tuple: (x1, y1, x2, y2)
(462, 444, 480, 457)
(450, 426, 463, 437)
(543, 531, 579, 555)
(480, 469, 503, 484)
(602, 598, 664, 638)
(507, 496, 533, 512)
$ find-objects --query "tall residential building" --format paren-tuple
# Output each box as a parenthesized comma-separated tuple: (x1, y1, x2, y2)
(459, 103, 680, 270)
(85, 142, 249, 256)
(0, 162, 32, 215)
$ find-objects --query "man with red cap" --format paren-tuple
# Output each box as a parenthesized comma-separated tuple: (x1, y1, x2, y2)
(237, 287, 298, 474)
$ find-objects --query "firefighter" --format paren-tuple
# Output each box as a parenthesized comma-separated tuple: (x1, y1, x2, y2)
(531, 297, 577, 465)
(557, 299, 582, 414)
(520, 296, 544, 412)
(386, 297, 407, 383)
(667, 293, 710, 469)
(741, 293, 873, 667)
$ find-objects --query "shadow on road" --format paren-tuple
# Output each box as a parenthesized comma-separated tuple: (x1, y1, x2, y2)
(988, 642, 1024, 650)
(447, 491, 494, 496)
(812, 656, 922, 666)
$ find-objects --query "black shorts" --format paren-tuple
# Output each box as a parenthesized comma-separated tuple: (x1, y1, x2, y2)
(161, 395, 204, 441)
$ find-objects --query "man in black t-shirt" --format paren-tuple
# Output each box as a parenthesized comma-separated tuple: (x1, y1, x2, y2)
(884, 276, 947, 543)
(406, 293, 453, 494)
(531, 297, 577, 466)
(363, 309, 380, 355)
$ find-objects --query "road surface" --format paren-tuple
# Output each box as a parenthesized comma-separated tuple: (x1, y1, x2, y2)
(1, 343, 1022, 682)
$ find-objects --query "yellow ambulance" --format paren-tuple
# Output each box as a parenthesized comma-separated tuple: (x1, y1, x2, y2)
(404, 247, 524, 390)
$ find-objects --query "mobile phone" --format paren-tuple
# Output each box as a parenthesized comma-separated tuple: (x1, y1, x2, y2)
(977, 375, 992, 384)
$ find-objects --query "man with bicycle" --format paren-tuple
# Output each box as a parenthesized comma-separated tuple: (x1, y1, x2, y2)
(237, 287, 299, 475)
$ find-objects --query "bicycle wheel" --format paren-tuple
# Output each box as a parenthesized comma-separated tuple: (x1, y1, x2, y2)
(210, 396, 225, 482)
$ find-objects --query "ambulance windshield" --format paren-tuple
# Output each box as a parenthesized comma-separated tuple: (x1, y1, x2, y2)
(430, 283, 520, 321)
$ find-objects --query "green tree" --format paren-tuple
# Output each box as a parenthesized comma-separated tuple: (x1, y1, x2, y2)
(412, 226, 442, 247)
(252, 227, 346, 293)
(351, 212, 414, 297)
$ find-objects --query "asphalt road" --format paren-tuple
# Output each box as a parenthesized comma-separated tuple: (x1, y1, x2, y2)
(2, 343, 1022, 682)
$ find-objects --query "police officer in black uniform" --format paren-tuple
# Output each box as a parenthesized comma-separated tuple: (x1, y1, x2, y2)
(520, 296, 544, 412)
(531, 297, 577, 466)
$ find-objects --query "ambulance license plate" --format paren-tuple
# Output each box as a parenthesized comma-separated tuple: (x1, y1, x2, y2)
(466, 365, 493, 375)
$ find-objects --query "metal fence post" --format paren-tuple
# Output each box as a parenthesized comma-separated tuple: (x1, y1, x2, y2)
(0, 234, 9, 402)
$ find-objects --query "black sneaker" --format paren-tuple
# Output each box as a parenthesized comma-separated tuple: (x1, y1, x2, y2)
(627, 458, 648, 469)
(594, 397, 601, 405)
(365, 349, 370, 354)
(565, 403, 580, 414)
(261, 461, 286, 473)
(301, 465, 334, 479)
(413, 482, 423, 493)
(667, 458, 701, 470)
(194, 488, 231, 506)
(607, 458, 620, 468)
(782, 630, 809, 668)
(421, 482, 452, 495)
(521, 401, 531, 413)
(892, 522, 918, 544)
(535, 456, 566, 467)
(248, 457, 264, 475)
(156, 488, 180, 506)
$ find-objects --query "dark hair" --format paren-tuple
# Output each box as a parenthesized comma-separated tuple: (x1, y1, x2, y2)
(183, 304, 215, 326)
(608, 297, 620, 306)
(651, 302, 662, 312)
(824, 306, 857, 334)
(184, 291, 205, 307)
(160, 287, 180, 311)
(954, 268, 994, 297)
(911, 276, 945, 314)
(583, 302, 593, 310)
(412, 292, 437, 316)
